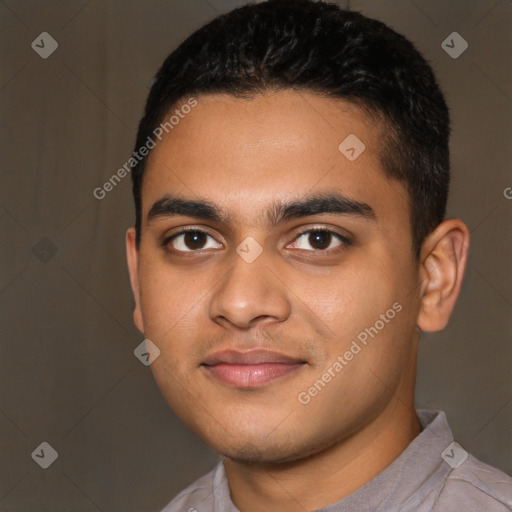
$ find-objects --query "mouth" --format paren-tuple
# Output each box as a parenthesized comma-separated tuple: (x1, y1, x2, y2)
(201, 349, 308, 388)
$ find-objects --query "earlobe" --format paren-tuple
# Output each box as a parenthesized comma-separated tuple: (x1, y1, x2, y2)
(417, 220, 470, 332)
(126, 227, 144, 333)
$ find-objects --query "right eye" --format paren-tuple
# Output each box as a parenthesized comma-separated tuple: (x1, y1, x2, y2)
(164, 229, 223, 253)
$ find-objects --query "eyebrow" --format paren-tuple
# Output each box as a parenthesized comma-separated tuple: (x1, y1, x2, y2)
(147, 192, 376, 228)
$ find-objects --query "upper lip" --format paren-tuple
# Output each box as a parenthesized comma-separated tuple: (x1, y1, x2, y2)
(202, 349, 306, 366)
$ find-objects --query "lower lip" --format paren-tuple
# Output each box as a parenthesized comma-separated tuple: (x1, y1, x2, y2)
(202, 363, 304, 388)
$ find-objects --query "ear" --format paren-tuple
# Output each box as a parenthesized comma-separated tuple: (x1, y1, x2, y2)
(417, 219, 470, 332)
(126, 227, 144, 333)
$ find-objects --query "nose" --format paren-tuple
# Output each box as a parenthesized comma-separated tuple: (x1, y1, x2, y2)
(208, 245, 291, 330)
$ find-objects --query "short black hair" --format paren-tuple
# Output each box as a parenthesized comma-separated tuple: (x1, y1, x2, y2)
(131, 0, 450, 258)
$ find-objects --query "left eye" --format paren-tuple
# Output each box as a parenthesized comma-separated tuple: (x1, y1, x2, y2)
(288, 229, 346, 251)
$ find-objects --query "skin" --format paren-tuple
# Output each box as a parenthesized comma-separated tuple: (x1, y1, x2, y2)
(126, 90, 470, 511)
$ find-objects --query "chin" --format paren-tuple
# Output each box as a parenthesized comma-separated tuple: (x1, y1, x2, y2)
(202, 425, 333, 466)
(218, 441, 303, 465)
(188, 422, 298, 464)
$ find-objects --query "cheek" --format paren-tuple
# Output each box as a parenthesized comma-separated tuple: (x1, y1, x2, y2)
(309, 259, 417, 391)
(306, 264, 395, 341)
(138, 258, 206, 349)
(138, 265, 206, 407)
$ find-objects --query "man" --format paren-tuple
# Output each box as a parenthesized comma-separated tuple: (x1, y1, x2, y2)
(125, 1, 512, 510)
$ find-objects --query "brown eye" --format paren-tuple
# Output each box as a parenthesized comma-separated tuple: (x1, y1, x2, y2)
(288, 229, 349, 252)
(307, 231, 332, 250)
(165, 230, 222, 252)
(182, 231, 208, 250)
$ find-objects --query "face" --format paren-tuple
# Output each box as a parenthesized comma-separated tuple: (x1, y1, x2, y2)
(127, 90, 424, 463)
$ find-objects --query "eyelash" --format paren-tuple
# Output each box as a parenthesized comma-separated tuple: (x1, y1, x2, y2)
(162, 227, 351, 254)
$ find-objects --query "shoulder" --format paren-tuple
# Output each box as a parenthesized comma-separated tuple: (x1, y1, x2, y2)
(158, 465, 218, 512)
(434, 454, 512, 511)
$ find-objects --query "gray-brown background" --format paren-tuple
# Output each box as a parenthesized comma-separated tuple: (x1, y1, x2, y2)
(1, 0, 511, 511)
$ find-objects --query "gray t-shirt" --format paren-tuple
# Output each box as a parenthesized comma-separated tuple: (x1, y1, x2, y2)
(160, 409, 512, 511)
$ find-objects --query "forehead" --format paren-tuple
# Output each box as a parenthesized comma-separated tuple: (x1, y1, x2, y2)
(141, 90, 409, 230)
